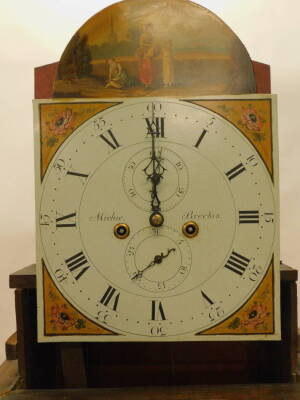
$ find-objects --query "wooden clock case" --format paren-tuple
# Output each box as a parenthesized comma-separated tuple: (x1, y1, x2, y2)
(8, 0, 298, 390)
(7, 61, 297, 389)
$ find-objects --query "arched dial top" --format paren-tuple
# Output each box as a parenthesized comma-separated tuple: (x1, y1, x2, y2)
(37, 97, 278, 340)
(54, 0, 256, 98)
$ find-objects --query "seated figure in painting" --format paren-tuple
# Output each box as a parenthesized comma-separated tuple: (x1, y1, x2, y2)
(105, 58, 129, 89)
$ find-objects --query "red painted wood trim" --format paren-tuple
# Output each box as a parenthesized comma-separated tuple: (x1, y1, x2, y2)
(34, 62, 58, 99)
(253, 61, 271, 94)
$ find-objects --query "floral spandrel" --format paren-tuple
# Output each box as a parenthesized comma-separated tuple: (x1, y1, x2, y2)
(49, 108, 74, 135)
(50, 304, 86, 331)
(228, 302, 271, 333)
(45, 108, 75, 147)
(239, 105, 265, 130)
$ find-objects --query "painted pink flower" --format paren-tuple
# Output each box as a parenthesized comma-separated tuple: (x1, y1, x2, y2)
(50, 304, 76, 330)
(241, 303, 269, 329)
(241, 108, 263, 131)
(49, 108, 73, 136)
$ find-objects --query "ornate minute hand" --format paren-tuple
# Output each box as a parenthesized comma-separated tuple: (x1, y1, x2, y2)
(131, 248, 176, 281)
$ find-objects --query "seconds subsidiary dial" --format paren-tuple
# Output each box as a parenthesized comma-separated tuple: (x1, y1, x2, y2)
(37, 97, 278, 340)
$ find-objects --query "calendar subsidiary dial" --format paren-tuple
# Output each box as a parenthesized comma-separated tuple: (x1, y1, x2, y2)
(35, 96, 280, 341)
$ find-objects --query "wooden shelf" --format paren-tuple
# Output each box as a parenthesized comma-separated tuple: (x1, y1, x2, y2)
(3, 383, 300, 400)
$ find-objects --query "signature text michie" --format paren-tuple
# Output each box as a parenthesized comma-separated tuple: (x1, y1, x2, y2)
(90, 211, 124, 222)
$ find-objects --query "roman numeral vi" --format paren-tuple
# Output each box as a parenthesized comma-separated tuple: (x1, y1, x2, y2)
(151, 300, 166, 320)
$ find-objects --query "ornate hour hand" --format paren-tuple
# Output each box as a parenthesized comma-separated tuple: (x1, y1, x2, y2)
(143, 130, 167, 212)
(131, 248, 176, 281)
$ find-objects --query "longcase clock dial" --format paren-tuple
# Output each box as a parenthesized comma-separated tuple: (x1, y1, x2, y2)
(35, 96, 280, 341)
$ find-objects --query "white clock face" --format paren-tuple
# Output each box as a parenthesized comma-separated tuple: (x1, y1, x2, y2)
(38, 98, 277, 339)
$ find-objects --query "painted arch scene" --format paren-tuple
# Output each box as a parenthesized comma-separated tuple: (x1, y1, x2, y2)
(53, 0, 256, 98)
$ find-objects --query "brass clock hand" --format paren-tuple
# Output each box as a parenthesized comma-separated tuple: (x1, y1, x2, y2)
(131, 248, 176, 281)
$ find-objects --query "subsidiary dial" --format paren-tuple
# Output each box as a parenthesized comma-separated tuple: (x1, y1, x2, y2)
(125, 226, 192, 293)
(123, 146, 189, 212)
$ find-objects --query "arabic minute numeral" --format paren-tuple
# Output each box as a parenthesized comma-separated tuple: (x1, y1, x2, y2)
(150, 326, 167, 336)
(128, 188, 137, 198)
(93, 117, 106, 130)
(127, 246, 135, 256)
(152, 228, 159, 236)
(127, 161, 136, 170)
(146, 102, 163, 113)
(179, 265, 187, 275)
(54, 268, 68, 283)
(53, 159, 66, 173)
(157, 281, 166, 290)
(246, 155, 259, 167)
(97, 310, 111, 324)
(208, 305, 225, 322)
(264, 212, 274, 223)
(176, 161, 184, 170)
(176, 187, 185, 197)
(248, 264, 264, 282)
(40, 214, 51, 226)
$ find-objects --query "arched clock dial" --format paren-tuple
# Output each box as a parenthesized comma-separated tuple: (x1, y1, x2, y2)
(36, 96, 279, 340)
